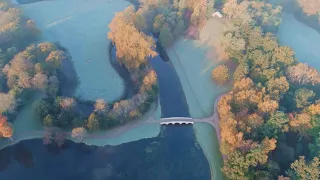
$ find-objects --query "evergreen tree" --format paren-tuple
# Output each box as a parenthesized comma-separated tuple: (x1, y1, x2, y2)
(159, 25, 173, 47)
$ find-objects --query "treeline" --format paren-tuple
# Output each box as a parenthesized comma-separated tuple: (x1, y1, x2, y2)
(214, 0, 320, 179)
(127, 0, 215, 46)
(0, 1, 58, 138)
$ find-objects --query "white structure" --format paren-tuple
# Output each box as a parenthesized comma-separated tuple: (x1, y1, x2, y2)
(160, 121, 194, 125)
(212, 11, 223, 18)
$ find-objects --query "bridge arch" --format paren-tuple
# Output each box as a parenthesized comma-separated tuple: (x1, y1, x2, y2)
(160, 121, 194, 125)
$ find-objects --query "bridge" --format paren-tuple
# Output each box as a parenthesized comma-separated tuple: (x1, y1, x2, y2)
(159, 117, 194, 125)
(147, 117, 215, 127)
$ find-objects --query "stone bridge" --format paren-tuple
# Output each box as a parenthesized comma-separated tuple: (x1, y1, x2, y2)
(147, 117, 214, 126)
(159, 117, 194, 125)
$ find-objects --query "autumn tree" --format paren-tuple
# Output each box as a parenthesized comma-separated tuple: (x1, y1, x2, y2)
(294, 88, 315, 109)
(233, 63, 249, 81)
(108, 6, 157, 69)
(87, 113, 100, 131)
(289, 113, 312, 134)
(94, 99, 108, 113)
(258, 98, 279, 114)
(289, 156, 320, 180)
(307, 102, 320, 115)
(153, 14, 166, 33)
(287, 63, 320, 86)
(212, 65, 229, 85)
(71, 127, 86, 142)
(272, 46, 295, 66)
(0, 115, 13, 138)
(297, 0, 320, 15)
(266, 76, 290, 100)
(0, 92, 16, 114)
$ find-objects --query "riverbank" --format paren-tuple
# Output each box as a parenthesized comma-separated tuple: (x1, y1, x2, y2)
(0, 100, 160, 150)
(193, 94, 225, 180)
(166, 18, 231, 119)
(277, 13, 320, 70)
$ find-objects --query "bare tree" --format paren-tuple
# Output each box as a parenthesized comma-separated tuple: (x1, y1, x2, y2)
(287, 63, 320, 85)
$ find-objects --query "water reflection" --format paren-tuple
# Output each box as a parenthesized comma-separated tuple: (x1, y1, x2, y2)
(0, 126, 210, 180)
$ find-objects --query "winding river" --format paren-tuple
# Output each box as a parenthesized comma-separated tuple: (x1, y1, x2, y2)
(0, 40, 211, 180)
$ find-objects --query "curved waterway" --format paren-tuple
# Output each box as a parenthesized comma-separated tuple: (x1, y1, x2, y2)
(0, 45, 212, 179)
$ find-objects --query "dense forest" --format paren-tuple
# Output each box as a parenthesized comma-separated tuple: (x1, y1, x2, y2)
(210, 0, 320, 179)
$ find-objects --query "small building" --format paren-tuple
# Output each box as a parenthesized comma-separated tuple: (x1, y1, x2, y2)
(212, 11, 223, 18)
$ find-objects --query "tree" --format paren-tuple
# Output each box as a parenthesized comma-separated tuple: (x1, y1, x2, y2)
(294, 88, 315, 109)
(0, 115, 13, 138)
(222, 150, 250, 180)
(71, 127, 86, 142)
(43, 114, 54, 127)
(45, 50, 65, 70)
(87, 113, 100, 131)
(206, 0, 215, 18)
(108, 6, 157, 69)
(59, 97, 76, 110)
(266, 76, 290, 100)
(47, 75, 59, 96)
(212, 65, 229, 85)
(272, 46, 295, 66)
(134, 13, 147, 31)
(289, 113, 312, 134)
(289, 156, 320, 180)
(262, 111, 289, 138)
(297, 0, 320, 15)
(233, 63, 249, 81)
(153, 14, 165, 33)
(32, 73, 48, 90)
(94, 99, 108, 113)
(307, 102, 320, 115)
(287, 63, 320, 86)
(159, 25, 173, 47)
(0, 92, 16, 114)
(258, 99, 279, 114)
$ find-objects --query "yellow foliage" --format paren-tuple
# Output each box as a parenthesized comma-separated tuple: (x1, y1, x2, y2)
(212, 65, 229, 85)
(307, 103, 320, 115)
(258, 99, 278, 113)
(289, 113, 312, 134)
(108, 6, 157, 69)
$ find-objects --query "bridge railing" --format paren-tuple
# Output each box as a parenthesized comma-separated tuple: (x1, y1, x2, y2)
(160, 117, 193, 121)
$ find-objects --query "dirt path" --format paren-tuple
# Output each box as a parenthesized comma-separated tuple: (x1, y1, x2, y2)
(194, 94, 224, 145)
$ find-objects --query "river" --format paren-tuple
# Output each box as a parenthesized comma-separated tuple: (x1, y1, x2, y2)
(0, 52, 211, 180)
(0, 8, 212, 179)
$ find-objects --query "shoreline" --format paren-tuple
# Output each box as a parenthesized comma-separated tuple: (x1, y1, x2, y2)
(0, 101, 160, 150)
(0, 93, 224, 151)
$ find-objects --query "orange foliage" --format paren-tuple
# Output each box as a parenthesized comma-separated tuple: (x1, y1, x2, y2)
(297, 0, 320, 15)
(0, 115, 13, 138)
(289, 113, 312, 134)
(262, 137, 277, 153)
(108, 6, 157, 69)
(258, 99, 279, 113)
(307, 103, 320, 115)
